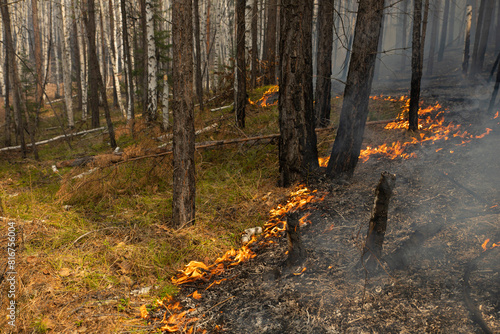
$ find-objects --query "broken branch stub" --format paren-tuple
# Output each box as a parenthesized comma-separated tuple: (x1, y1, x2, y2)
(362, 171, 396, 268)
(286, 211, 306, 266)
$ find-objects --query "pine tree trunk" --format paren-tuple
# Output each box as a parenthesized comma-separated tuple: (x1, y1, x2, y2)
(463, 5, 473, 74)
(72, 1, 83, 113)
(205, 0, 211, 93)
(437, 0, 450, 62)
(426, 0, 440, 76)
(1, 0, 26, 157)
(472, 0, 495, 74)
(447, 0, 456, 45)
(145, 0, 157, 122)
(279, 0, 318, 187)
(399, 0, 409, 71)
(3, 30, 12, 146)
(264, 0, 277, 85)
(193, 0, 204, 110)
(31, 0, 44, 107)
(470, 0, 487, 76)
(314, 0, 334, 128)
(325, 0, 385, 179)
(235, 0, 246, 128)
(172, 0, 196, 227)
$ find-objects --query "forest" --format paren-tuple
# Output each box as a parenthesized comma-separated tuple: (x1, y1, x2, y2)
(0, 0, 499, 332)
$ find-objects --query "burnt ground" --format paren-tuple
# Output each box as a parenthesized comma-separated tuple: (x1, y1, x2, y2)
(150, 74, 500, 333)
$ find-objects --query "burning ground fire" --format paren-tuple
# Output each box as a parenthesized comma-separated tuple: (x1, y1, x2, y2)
(140, 186, 325, 332)
(320, 96, 494, 166)
(140, 94, 495, 332)
(481, 239, 500, 252)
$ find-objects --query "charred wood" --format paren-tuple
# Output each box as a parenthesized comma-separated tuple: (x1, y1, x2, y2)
(362, 171, 396, 269)
(286, 212, 306, 267)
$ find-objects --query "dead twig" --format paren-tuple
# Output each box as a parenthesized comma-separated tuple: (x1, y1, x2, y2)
(70, 227, 120, 247)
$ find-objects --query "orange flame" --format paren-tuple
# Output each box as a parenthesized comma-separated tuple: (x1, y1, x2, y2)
(482, 239, 500, 252)
(293, 267, 307, 276)
(249, 85, 279, 107)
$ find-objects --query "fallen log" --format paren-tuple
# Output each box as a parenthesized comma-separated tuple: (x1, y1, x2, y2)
(0, 127, 106, 152)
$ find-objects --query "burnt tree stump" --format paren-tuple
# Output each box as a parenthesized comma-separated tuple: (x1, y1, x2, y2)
(286, 211, 306, 266)
(362, 171, 396, 269)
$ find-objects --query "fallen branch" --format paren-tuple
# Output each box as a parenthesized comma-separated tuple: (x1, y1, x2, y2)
(71, 227, 120, 247)
(0, 127, 106, 152)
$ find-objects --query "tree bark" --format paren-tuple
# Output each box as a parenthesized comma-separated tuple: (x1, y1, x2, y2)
(31, 0, 44, 108)
(409, 0, 424, 131)
(489, 53, 500, 113)
(251, 0, 259, 89)
(3, 27, 12, 147)
(193, 0, 204, 110)
(235, 0, 246, 128)
(426, 0, 440, 76)
(59, 0, 74, 128)
(462, 5, 473, 74)
(363, 171, 396, 269)
(83, 0, 100, 128)
(325, 0, 385, 179)
(437, 0, 450, 62)
(72, 1, 83, 113)
(399, 0, 409, 71)
(470, 0, 487, 76)
(145, 0, 157, 122)
(263, 0, 277, 85)
(314, 0, 334, 128)
(279, 0, 318, 187)
(121, 0, 135, 131)
(1, 0, 26, 157)
(472, 0, 495, 75)
(172, 0, 196, 227)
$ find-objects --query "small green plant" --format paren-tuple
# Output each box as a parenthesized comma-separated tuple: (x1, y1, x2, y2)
(117, 298, 130, 312)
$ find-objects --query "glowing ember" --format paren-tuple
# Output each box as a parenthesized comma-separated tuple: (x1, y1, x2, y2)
(482, 239, 500, 252)
(190, 290, 202, 300)
(140, 304, 148, 319)
(293, 267, 307, 276)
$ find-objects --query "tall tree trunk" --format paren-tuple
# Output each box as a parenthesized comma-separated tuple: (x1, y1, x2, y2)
(72, 1, 83, 113)
(409, 0, 424, 131)
(83, 0, 117, 148)
(31, 0, 44, 108)
(1, 0, 26, 157)
(53, 16, 62, 99)
(400, 0, 409, 71)
(470, 0, 487, 76)
(325, 0, 385, 179)
(145, 0, 157, 122)
(472, 0, 495, 75)
(172, 0, 196, 227)
(496, 2, 500, 52)
(251, 0, 259, 88)
(314, 0, 334, 128)
(264, 0, 277, 85)
(121, 0, 135, 131)
(3, 32, 12, 146)
(463, 5, 473, 74)
(447, 0, 455, 45)
(437, 0, 450, 62)
(205, 0, 211, 93)
(279, 0, 318, 187)
(193, 0, 203, 110)
(235, 0, 246, 128)
(426, 0, 440, 76)
(59, 0, 74, 128)
(489, 52, 500, 113)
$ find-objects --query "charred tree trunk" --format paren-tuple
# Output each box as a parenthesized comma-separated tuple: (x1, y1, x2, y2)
(437, 0, 450, 62)
(264, 0, 277, 85)
(472, 0, 495, 75)
(470, 0, 487, 76)
(172, 0, 196, 228)
(426, 0, 440, 76)
(235, 0, 246, 128)
(314, 0, 334, 128)
(463, 5, 473, 74)
(362, 172, 396, 268)
(193, 0, 204, 111)
(400, 0, 409, 71)
(286, 212, 306, 266)
(325, 0, 385, 179)
(278, 0, 318, 187)
(489, 53, 500, 113)
(409, 0, 425, 131)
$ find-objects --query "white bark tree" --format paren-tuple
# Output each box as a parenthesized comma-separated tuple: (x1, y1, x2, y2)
(57, 0, 74, 127)
(145, 0, 157, 122)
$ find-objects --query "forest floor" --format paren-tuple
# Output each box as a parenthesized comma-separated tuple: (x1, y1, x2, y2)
(0, 52, 499, 333)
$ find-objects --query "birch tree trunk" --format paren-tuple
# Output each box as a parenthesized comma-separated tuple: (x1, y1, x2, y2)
(76, 5, 88, 119)
(251, 0, 259, 88)
(58, 0, 74, 128)
(145, 0, 157, 122)
(53, 15, 62, 99)
(121, 0, 135, 131)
